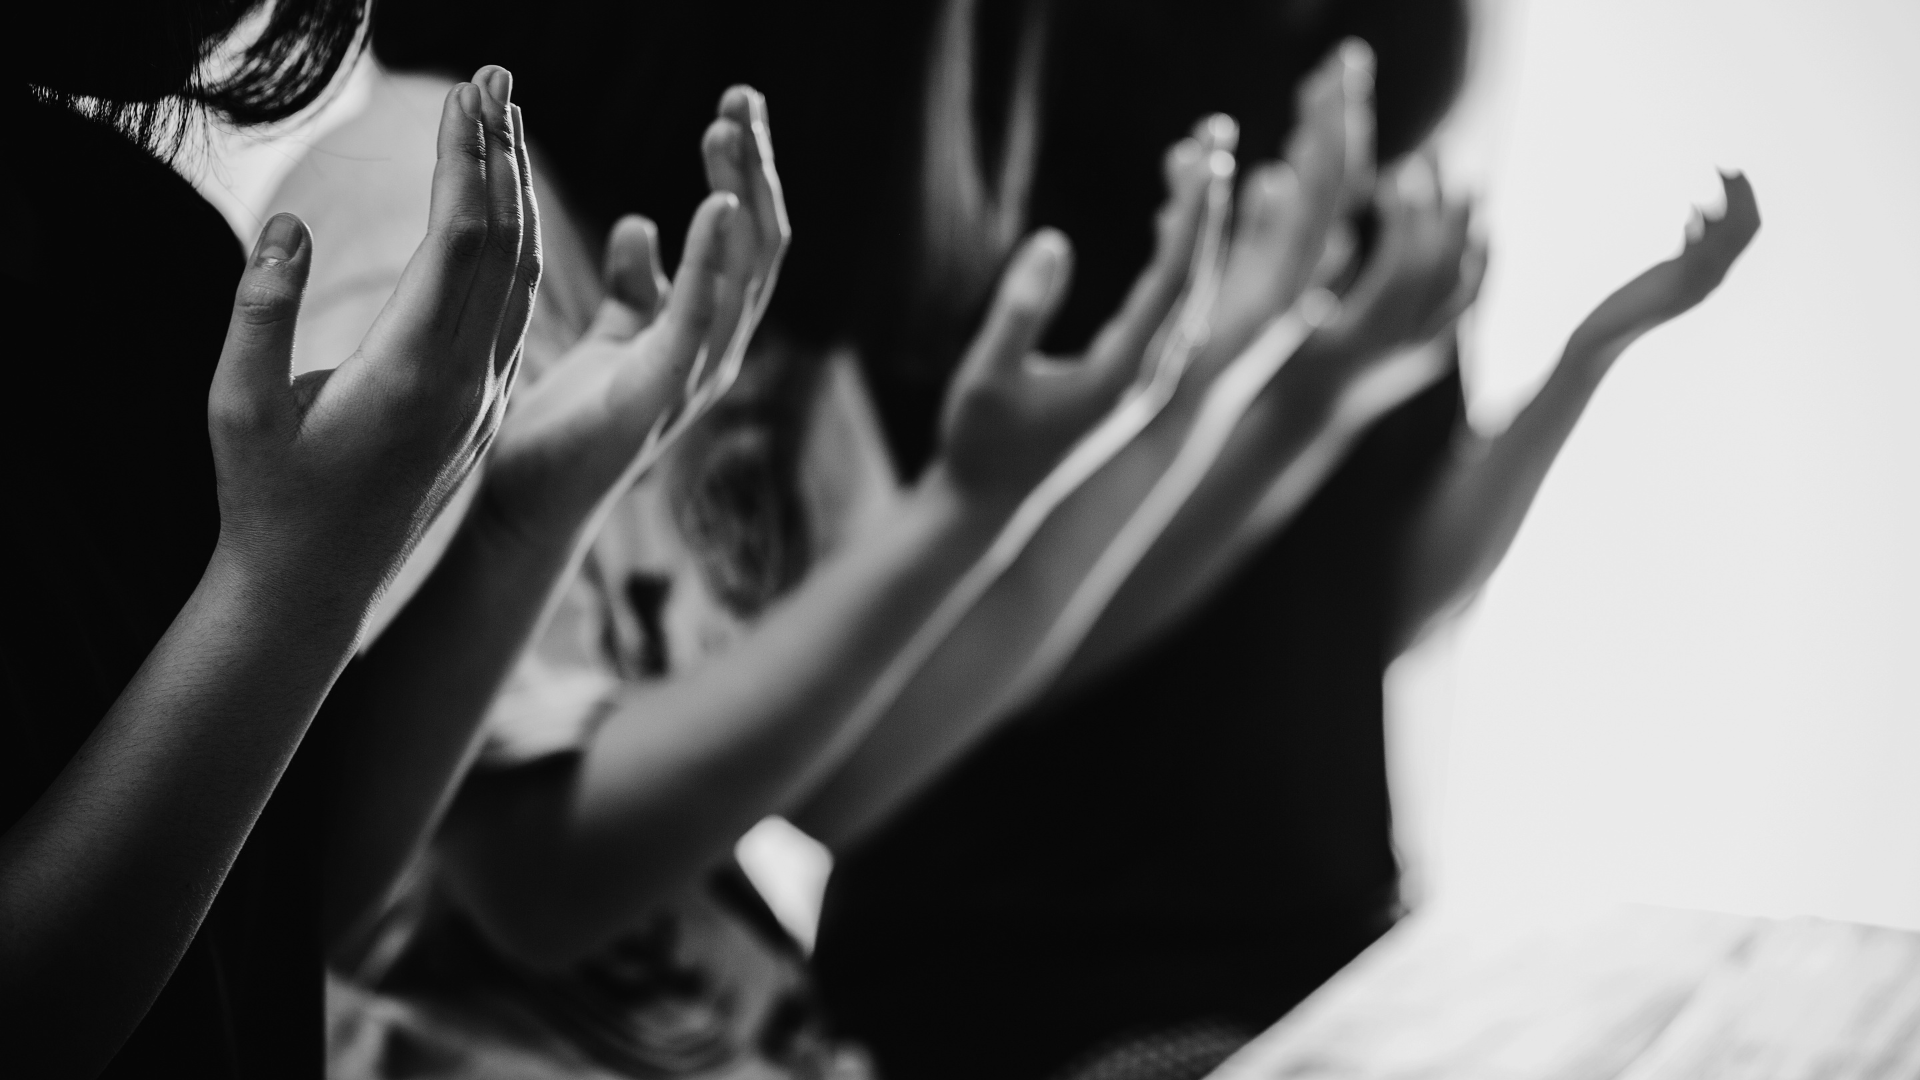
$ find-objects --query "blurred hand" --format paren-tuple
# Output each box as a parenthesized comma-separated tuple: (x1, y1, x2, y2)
(209, 66, 538, 607)
(1202, 39, 1482, 407)
(481, 86, 789, 546)
(1564, 171, 1759, 365)
(935, 122, 1229, 502)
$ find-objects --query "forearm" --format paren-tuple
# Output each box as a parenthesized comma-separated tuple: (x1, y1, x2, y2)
(1389, 341, 1613, 654)
(0, 547, 366, 1073)
(793, 341, 1448, 849)
(437, 469, 1000, 966)
(1071, 335, 1454, 680)
(790, 370, 1326, 848)
(1060, 359, 1344, 683)
(317, 494, 581, 958)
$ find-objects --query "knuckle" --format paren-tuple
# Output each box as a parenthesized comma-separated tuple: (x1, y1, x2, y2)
(207, 385, 273, 438)
(488, 213, 523, 261)
(439, 210, 493, 261)
(232, 279, 297, 326)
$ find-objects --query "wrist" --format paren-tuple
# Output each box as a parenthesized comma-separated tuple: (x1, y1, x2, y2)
(468, 472, 592, 569)
(909, 462, 1022, 547)
(202, 535, 375, 649)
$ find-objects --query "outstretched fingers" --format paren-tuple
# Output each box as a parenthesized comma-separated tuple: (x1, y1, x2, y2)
(361, 70, 528, 389)
(1678, 170, 1761, 300)
(638, 192, 740, 399)
(716, 85, 791, 280)
(488, 102, 542, 383)
(1214, 40, 1373, 357)
(1567, 171, 1760, 357)
(1083, 125, 1229, 380)
(1312, 158, 1473, 361)
(586, 215, 671, 342)
(211, 214, 314, 436)
(951, 230, 1074, 389)
(449, 67, 527, 375)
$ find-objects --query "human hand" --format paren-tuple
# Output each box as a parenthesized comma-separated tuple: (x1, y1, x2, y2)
(933, 121, 1232, 503)
(1563, 171, 1759, 369)
(208, 66, 538, 613)
(1201, 39, 1377, 376)
(1187, 38, 1479, 409)
(480, 86, 789, 547)
(1288, 153, 1483, 396)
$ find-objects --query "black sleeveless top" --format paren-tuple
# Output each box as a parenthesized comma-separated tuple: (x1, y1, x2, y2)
(813, 366, 1464, 1080)
(4, 95, 323, 1078)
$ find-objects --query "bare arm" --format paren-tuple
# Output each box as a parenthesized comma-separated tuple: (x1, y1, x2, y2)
(1389, 173, 1760, 655)
(435, 465, 998, 967)
(792, 43, 1474, 848)
(0, 73, 533, 1075)
(433, 119, 1224, 969)
(318, 86, 780, 960)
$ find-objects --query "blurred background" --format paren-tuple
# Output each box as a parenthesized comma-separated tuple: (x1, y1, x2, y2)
(188, 0, 1920, 937)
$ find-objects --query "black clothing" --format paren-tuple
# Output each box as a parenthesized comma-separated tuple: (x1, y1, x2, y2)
(813, 368, 1464, 1080)
(4, 94, 323, 1078)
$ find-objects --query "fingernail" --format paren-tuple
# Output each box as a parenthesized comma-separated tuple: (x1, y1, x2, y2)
(1205, 113, 1240, 154)
(487, 67, 513, 106)
(1340, 38, 1375, 79)
(1019, 232, 1067, 303)
(254, 213, 302, 266)
(1340, 43, 1376, 104)
(457, 82, 482, 120)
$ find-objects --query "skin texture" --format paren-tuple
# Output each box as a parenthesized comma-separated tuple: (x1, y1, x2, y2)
(0, 68, 538, 1078)
(319, 84, 786, 960)
(436, 110, 1228, 969)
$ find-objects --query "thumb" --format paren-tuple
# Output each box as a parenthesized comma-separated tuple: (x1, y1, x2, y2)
(586, 214, 670, 342)
(956, 230, 1072, 385)
(212, 213, 312, 433)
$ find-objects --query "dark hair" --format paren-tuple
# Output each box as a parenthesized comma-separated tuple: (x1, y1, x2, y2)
(23, 0, 369, 157)
(369, 0, 1467, 477)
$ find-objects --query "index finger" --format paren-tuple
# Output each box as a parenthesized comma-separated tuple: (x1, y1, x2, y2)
(719, 85, 791, 279)
(1083, 128, 1226, 378)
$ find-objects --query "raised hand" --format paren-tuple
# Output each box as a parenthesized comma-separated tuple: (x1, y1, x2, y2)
(936, 123, 1225, 502)
(209, 66, 538, 610)
(1566, 171, 1759, 365)
(479, 86, 789, 549)
(1201, 39, 1481, 406)
(1385, 172, 1757, 656)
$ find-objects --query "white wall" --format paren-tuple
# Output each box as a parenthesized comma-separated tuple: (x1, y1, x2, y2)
(1397, 0, 1920, 929)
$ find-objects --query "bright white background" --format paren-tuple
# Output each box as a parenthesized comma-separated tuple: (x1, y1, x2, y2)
(191, 0, 1920, 941)
(1394, 0, 1920, 930)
